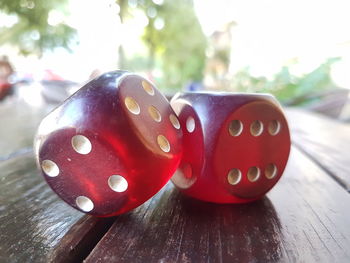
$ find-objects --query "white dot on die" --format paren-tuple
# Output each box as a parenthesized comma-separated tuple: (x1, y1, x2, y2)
(268, 120, 281, 136)
(247, 166, 261, 182)
(265, 163, 278, 179)
(72, 135, 92, 155)
(229, 120, 243, 137)
(250, 120, 263, 137)
(108, 175, 128, 192)
(186, 117, 195, 133)
(75, 196, 94, 212)
(227, 168, 242, 185)
(157, 135, 170, 152)
(171, 163, 195, 189)
(148, 106, 162, 122)
(125, 96, 141, 115)
(142, 80, 155, 96)
(41, 160, 59, 177)
(169, 114, 180, 129)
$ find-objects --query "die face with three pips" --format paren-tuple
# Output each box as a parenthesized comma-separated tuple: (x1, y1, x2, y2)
(170, 92, 291, 203)
(35, 71, 183, 216)
(35, 71, 291, 216)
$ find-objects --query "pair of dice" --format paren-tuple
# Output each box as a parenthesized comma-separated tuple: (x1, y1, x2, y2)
(35, 71, 291, 217)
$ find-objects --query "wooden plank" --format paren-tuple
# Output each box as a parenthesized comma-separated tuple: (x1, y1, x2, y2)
(287, 108, 350, 191)
(0, 153, 114, 263)
(47, 215, 115, 263)
(85, 147, 350, 263)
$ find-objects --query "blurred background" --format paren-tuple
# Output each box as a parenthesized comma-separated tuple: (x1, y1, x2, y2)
(1, 0, 350, 158)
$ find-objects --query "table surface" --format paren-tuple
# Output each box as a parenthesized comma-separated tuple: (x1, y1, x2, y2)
(1, 97, 350, 263)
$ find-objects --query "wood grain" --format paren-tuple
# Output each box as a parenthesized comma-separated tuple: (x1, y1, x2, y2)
(0, 153, 114, 263)
(287, 108, 350, 191)
(2, 105, 350, 263)
(48, 216, 115, 263)
(85, 147, 350, 263)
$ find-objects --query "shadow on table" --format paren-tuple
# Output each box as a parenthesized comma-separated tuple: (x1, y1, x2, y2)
(164, 190, 284, 262)
(78, 185, 285, 263)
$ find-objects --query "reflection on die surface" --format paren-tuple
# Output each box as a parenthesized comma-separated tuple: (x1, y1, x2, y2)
(34, 71, 183, 217)
(170, 92, 291, 204)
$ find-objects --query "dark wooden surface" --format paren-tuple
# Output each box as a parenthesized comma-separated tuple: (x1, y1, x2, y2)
(1, 98, 350, 262)
(288, 108, 350, 191)
(0, 96, 113, 263)
(85, 147, 350, 263)
(0, 152, 116, 263)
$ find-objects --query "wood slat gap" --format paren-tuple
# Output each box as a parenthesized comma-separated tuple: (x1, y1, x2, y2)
(292, 140, 350, 193)
(0, 147, 33, 163)
(82, 147, 350, 262)
(48, 216, 117, 263)
(287, 108, 350, 192)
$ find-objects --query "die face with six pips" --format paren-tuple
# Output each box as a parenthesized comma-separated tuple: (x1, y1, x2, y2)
(35, 71, 183, 217)
(170, 92, 291, 203)
(35, 70, 291, 216)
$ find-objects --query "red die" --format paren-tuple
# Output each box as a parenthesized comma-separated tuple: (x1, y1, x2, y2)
(35, 71, 182, 216)
(170, 92, 290, 203)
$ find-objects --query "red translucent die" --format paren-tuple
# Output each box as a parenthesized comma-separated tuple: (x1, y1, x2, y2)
(35, 71, 182, 216)
(170, 92, 291, 203)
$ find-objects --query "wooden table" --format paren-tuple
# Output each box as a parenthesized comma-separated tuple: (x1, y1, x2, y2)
(1, 100, 350, 263)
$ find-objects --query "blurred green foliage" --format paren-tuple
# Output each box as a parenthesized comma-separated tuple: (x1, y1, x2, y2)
(143, 0, 207, 89)
(0, 0, 76, 55)
(118, 0, 207, 90)
(0, 0, 339, 104)
(230, 57, 340, 105)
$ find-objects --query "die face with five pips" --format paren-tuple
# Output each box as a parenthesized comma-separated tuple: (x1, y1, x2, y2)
(35, 71, 183, 216)
(35, 71, 291, 216)
(170, 92, 291, 204)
